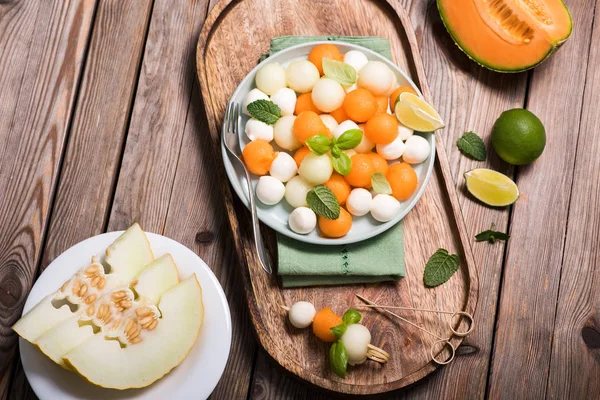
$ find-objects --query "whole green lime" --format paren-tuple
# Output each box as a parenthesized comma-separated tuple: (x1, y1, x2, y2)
(491, 109, 546, 165)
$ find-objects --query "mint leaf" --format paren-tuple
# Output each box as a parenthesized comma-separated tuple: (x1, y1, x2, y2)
(476, 223, 510, 243)
(306, 185, 340, 220)
(306, 134, 331, 155)
(457, 131, 486, 161)
(329, 340, 349, 378)
(330, 323, 347, 339)
(342, 308, 361, 325)
(336, 129, 363, 150)
(371, 172, 392, 195)
(332, 151, 352, 176)
(423, 248, 460, 287)
(322, 58, 356, 86)
(247, 99, 281, 125)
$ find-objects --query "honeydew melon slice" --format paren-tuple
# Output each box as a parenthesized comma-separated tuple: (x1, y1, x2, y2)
(35, 254, 179, 367)
(13, 223, 153, 344)
(64, 276, 203, 389)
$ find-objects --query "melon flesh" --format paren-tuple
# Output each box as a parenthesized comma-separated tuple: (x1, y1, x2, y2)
(64, 276, 203, 389)
(35, 254, 179, 367)
(13, 223, 154, 343)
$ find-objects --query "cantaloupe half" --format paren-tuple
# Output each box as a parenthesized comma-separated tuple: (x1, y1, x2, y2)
(437, 0, 572, 72)
(13, 223, 154, 343)
(35, 254, 179, 367)
(63, 276, 204, 390)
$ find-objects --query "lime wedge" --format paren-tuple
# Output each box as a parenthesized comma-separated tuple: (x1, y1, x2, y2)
(464, 168, 519, 207)
(395, 92, 445, 132)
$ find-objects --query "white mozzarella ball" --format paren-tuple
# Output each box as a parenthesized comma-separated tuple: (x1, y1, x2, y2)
(357, 61, 395, 96)
(332, 120, 360, 139)
(298, 153, 333, 185)
(354, 124, 374, 153)
(346, 188, 373, 216)
(243, 88, 269, 116)
(256, 176, 285, 205)
(343, 50, 369, 73)
(319, 114, 339, 132)
(288, 301, 316, 328)
(245, 118, 274, 142)
(344, 149, 357, 158)
(340, 323, 371, 365)
(274, 116, 301, 151)
(376, 135, 406, 160)
(371, 194, 401, 222)
(288, 207, 317, 235)
(397, 124, 414, 141)
(270, 88, 296, 116)
(311, 78, 345, 113)
(344, 83, 358, 93)
(285, 60, 320, 93)
(285, 176, 314, 208)
(402, 135, 431, 164)
(255, 63, 286, 95)
(269, 152, 298, 182)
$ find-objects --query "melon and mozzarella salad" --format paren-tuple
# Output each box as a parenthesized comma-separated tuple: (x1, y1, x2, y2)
(240, 43, 441, 238)
(13, 224, 204, 390)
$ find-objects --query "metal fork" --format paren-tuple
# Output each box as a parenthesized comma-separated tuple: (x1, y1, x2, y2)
(222, 101, 273, 274)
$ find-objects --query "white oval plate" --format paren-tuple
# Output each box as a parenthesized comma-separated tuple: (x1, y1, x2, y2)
(20, 231, 232, 400)
(222, 41, 435, 245)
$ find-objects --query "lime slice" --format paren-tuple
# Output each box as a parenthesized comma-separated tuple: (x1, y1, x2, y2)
(395, 92, 445, 132)
(464, 168, 519, 207)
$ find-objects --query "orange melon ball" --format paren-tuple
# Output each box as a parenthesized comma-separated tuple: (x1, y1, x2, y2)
(367, 152, 389, 176)
(318, 208, 352, 239)
(242, 140, 277, 175)
(308, 44, 343, 75)
(364, 114, 399, 144)
(293, 146, 311, 167)
(386, 162, 418, 201)
(330, 106, 349, 124)
(295, 92, 321, 115)
(342, 88, 377, 123)
(312, 307, 343, 342)
(324, 173, 351, 206)
(293, 111, 331, 144)
(344, 154, 375, 188)
(390, 85, 418, 108)
(374, 96, 389, 115)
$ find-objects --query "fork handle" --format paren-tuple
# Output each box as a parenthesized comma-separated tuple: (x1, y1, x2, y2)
(244, 169, 273, 274)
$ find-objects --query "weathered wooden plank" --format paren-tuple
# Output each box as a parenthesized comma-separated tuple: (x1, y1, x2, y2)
(6, 1, 153, 398)
(487, 0, 596, 397)
(0, 0, 96, 394)
(248, 0, 524, 397)
(546, 0, 600, 397)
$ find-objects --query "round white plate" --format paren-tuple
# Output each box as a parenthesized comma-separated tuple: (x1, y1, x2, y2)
(20, 231, 232, 400)
(222, 41, 435, 245)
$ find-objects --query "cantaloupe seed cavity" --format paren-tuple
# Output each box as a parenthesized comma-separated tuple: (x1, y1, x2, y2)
(477, 0, 536, 44)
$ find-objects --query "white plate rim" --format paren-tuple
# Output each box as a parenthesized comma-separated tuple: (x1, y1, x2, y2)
(221, 40, 435, 245)
(19, 231, 232, 400)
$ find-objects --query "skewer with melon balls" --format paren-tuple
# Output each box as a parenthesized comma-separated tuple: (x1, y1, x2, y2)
(281, 301, 390, 377)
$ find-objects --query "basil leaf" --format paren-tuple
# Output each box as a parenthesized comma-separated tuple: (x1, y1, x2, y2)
(457, 131, 486, 161)
(331, 145, 342, 158)
(330, 323, 347, 339)
(423, 248, 460, 287)
(336, 129, 363, 150)
(306, 134, 332, 155)
(329, 340, 349, 378)
(306, 185, 340, 220)
(246, 99, 281, 125)
(371, 172, 392, 195)
(322, 58, 357, 86)
(332, 151, 352, 176)
(342, 308, 362, 325)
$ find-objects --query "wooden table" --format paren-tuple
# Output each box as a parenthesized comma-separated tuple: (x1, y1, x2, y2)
(0, 0, 598, 398)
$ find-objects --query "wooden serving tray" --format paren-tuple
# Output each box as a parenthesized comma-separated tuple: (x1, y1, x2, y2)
(196, 0, 479, 394)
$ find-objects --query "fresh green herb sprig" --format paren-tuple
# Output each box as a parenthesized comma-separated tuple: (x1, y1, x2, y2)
(306, 185, 340, 220)
(475, 223, 510, 243)
(423, 248, 460, 287)
(329, 309, 362, 378)
(322, 58, 357, 86)
(457, 131, 486, 161)
(305, 129, 363, 175)
(246, 99, 281, 125)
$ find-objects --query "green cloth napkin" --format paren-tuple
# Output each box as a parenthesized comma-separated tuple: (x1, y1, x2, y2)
(265, 36, 405, 288)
